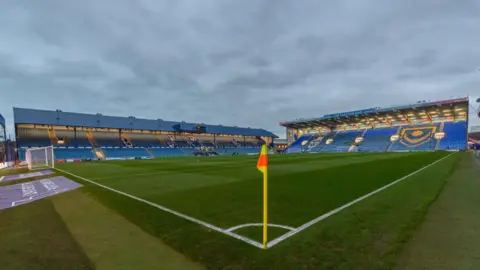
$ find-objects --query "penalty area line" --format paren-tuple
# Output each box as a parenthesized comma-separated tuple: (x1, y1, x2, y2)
(267, 152, 456, 248)
(54, 167, 265, 249)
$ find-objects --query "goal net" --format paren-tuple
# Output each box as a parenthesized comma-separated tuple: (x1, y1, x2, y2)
(26, 146, 55, 170)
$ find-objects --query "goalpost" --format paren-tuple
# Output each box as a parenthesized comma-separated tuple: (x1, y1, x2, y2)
(26, 146, 55, 170)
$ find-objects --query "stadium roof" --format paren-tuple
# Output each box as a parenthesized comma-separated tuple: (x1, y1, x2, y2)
(13, 108, 277, 137)
(0, 114, 4, 128)
(280, 97, 469, 129)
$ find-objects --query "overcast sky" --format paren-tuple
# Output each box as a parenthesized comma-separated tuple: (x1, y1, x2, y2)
(1, 0, 480, 138)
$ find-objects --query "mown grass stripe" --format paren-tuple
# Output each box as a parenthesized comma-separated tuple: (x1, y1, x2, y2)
(54, 167, 265, 249)
(267, 152, 456, 248)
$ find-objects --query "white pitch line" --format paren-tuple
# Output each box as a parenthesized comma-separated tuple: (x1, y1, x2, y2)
(0, 176, 4, 182)
(226, 223, 296, 232)
(54, 167, 264, 249)
(267, 152, 456, 248)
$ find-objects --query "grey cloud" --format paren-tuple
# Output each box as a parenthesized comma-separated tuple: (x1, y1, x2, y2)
(403, 50, 438, 68)
(1, 0, 480, 138)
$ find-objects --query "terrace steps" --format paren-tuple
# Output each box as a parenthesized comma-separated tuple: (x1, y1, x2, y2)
(86, 130, 98, 147)
(435, 122, 445, 150)
(93, 147, 105, 160)
(146, 148, 155, 158)
(48, 129, 58, 146)
(121, 132, 134, 147)
(387, 126, 403, 151)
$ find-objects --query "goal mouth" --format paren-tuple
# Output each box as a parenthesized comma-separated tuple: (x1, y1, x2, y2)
(26, 146, 55, 170)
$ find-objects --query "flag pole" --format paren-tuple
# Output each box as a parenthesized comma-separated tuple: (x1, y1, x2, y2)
(257, 145, 269, 249)
(263, 165, 268, 249)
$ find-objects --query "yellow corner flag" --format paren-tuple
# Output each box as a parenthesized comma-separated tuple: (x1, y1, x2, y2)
(257, 144, 268, 249)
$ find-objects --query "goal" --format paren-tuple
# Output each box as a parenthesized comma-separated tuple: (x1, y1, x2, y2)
(26, 146, 55, 170)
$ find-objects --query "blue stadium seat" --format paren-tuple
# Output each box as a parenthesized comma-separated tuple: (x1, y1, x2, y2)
(284, 133, 316, 153)
(101, 148, 151, 159)
(358, 127, 398, 152)
(438, 121, 467, 150)
(54, 148, 95, 160)
(308, 132, 335, 152)
(150, 148, 187, 157)
(321, 130, 363, 152)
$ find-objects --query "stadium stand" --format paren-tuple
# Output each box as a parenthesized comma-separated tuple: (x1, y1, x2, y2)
(55, 148, 95, 159)
(13, 108, 276, 161)
(438, 121, 467, 150)
(16, 127, 51, 147)
(215, 136, 237, 148)
(54, 129, 75, 147)
(102, 148, 151, 159)
(280, 97, 469, 153)
(308, 132, 335, 153)
(150, 148, 186, 157)
(91, 131, 122, 147)
(321, 130, 363, 152)
(75, 130, 92, 147)
(126, 132, 165, 147)
(358, 127, 399, 152)
(284, 133, 316, 153)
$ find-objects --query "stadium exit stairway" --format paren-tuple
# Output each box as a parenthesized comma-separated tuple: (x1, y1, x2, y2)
(121, 132, 134, 147)
(48, 128, 58, 146)
(434, 122, 445, 150)
(85, 130, 98, 147)
(146, 148, 155, 158)
(93, 147, 106, 160)
(387, 126, 403, 151)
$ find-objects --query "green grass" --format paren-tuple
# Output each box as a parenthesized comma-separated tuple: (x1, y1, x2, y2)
(397, 153, 480, 269)
(51, 190, 203, 270)
(42, 151, 457, 269)
(0, 199, 94, 269)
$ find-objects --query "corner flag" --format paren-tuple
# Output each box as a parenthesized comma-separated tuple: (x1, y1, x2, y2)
(257, 144, 268, 249)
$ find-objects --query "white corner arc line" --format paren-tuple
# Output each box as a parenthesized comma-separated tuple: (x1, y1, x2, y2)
(267, 152, 456, 248)
(226, 223, 296, 232)
(54, 168, 264, 249)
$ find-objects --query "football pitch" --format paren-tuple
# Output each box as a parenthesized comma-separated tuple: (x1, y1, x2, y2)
(55, 151, 457, 269)
(1, 151, 462, 269)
